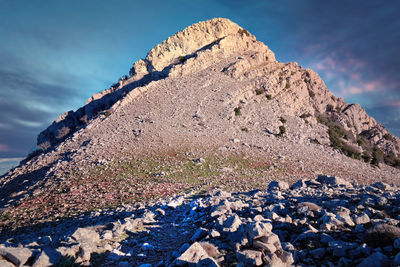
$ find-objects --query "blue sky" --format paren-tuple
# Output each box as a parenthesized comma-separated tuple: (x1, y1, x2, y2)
(0, 0, 399, 161)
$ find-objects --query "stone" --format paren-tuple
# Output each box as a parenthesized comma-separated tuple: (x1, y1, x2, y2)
(0, 246, 33, 266)
(167, 197, 184, 209)
(263, 252, 284, 266)
(394, 252, 400, 265)
(291, 179, 307, 189)
(236, 249, 263, 266)
(280, 251, 294, 265)
(268, 180, 289, 191)
(155, 208, 166, 216)
(316, 175, 351, 187)
(310, 248, 325, 259)
(176, 242, 209, 266)
(356, 252, 389, 267)
(102, 230, 113, 240)
(0, 260, 14, 267)
(191, 228, 208, 242)
(320, 233, 334, 243)
(297, 201, 322, 212)
(353, 212, 370, 225)
(33, 248, 61, 267)
(221, 214, 242, 232)
(71, 227, 100, 244)
(246, 221, 273, 241)
(196, 257, 219, 267)
(394, 237, 400, 249)
(209, 229, 221, 238)
(336, 212, 355, 227)
(253, 233, 281, 253)
(141, 243, 155, 251)
(371, 182, 390, 191)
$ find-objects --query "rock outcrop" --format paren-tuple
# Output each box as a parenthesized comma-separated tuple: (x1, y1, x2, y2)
(36, 18, 400, 163)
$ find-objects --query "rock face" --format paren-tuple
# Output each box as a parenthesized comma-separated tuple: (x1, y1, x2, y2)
(35, 18, 399, 160)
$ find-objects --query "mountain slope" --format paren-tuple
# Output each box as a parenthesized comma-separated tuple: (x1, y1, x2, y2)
(1, 18, 400, 229)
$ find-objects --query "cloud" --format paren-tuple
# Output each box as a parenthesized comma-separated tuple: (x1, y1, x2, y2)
(0, 144, 10, 152)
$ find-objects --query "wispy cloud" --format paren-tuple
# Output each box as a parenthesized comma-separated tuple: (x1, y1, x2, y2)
(0, 144, 10, 152)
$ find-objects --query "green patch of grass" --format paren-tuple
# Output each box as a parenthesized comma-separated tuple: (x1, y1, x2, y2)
(178, 56, 186, 63)
(255, 89, 263, 95)
(234, 107, 242, 116)
(278, 126, 286, 137)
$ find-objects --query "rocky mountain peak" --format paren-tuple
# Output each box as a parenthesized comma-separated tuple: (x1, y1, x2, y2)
(129, 18, 275, 79)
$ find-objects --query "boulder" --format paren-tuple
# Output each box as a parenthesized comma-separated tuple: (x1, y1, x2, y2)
(236, 249, 263, 266)
(0, 246, 33, 266)
(268, 181, 289, 191)
(32, 248, 61, 267)
(356, 252, 389, 267)
(175, 242, 209, 266)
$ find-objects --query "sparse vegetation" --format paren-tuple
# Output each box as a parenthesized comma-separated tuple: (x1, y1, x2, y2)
(285, 83, 290, 89)
(238, 28, 250, 37)
(326, 104, 334, 112)
(308, 90, 315, 98)
(279, 117, 287, 124)
(310, 138, 320, 145)
(371, 147, 384, 167)
(241, 127, 249, 132)
(255, 89, 263, 95)
(300, 113, 311, 119)
(278, 125, 286, 137)
(104, 110, 111, 117)
(383, 133, 392, 140)
(266, 94, 272, 100)
(384, 153, 400, 168)
(234, 107, 242, 116)
(317, 115, 362, 160)
(362, 152, 372, 163)
(25, 149, 42, 162)
(178, 56, 186, 63)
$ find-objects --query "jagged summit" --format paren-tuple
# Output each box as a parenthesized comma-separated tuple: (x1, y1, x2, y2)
(139, 18, 274, 74)
(1, 18, 400, 232)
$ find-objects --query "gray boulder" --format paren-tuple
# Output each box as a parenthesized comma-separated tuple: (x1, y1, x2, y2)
(0, 246, 33, 266)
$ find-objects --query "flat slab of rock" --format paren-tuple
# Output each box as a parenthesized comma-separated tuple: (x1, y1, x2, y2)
(0, 246, 33, 266)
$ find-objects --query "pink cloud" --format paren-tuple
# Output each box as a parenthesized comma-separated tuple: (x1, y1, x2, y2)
(350, 73, 361, 81)
(0, 144, 10, 152)
(385, 100, 400, 108)
(348, 87, 362, 95)
(364, 80, 382, 92)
